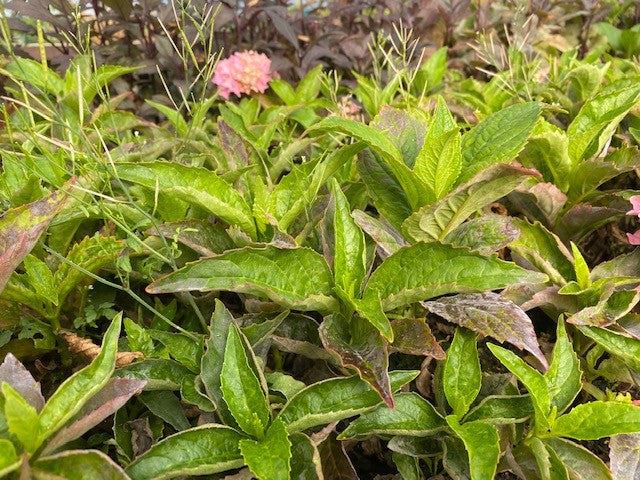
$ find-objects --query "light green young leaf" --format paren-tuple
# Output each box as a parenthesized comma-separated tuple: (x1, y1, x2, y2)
(444, 328, 481, 417)
(353, 294, 394, 342)
(309, 116, 427, 208)
(488, 343, 550, 431)
(545, 318, 581, 414)
(38, 313, 122, 441)
(544, 438, 612, 480)
(146, 100, 189, 136)
(23, 254, 58, 306)
(0, 439, 18, 471)
(403, 164, 538, 243)
(2, 383, 41, 452)
(551, 401, 640, 440)
(34, 450, 130, 480)
(519, 120, 572, 191)
(277, 370, 418, 432)
(413, 97, 461, 200)
(148, 330, 203, 373)
(362, 242, 547, 311)
(296, 65, 323, 103)
(115, 162, 256, 239)
(330, 179, 367, 299)
(125, 425, 245, 480)
(338, 392, 445, 439)
(571, 243, 591, 290)
(221, 324, 270, 439)
(240, 419, 292, 480)
(567, 77, 640, 163)
(147, 246, 337, 312)
(2, 57, 64, 96)
(446, 416, 500, 480)
(460, 102, 541, 182)
(579, 326, 640, 372)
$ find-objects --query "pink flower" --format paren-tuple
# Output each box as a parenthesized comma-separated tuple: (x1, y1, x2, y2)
(627, 230, 640, 245)
(212, 51, 272, 100)
(627, 195, 640, 217)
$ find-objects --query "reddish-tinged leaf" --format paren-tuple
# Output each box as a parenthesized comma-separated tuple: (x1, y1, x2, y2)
(0, 353, 45, 411)
(317, 433, 359, 480)
(319, 315, 393, 408)
(0, 186, 70, 292)
(43, 378, 147, 454)
(610, 433, 640, 480)
(423, 292, 548, 368)
(390, 318, 445, 360)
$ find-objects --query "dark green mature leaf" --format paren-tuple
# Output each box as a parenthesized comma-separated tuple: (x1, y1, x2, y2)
(149, 330, 203, 373)
(609, 433, 640, 480)
(201, 301, 232, 411)
(39, 313, 122, 441)
(446, 416, 500, 480)
(115, 359, 192, 390)
(392, 452, 423, 480)
(221, 324, 270, 438)
(551, 401, 640, 440)
(289, 433, 322, 480)
(2, 383, 40, 452)
(362, 243, 547, 311)
(34, 450, 130, 480)
(139, 391, 190, 431)
(464, 395, 533, 424)
(319, 314, 393, 407)
(546, 319, 581, 414)
(424, 292, 547, 368)
(544, 438, 612, 480)
(309, 116, 427, 208)
(369, 106, 427, 167)
(338, 392, 445, 438)
(488, 344, 550, 431)
(115, 162, 256, 238)
(125, 425, 245, 480)
(352, 209, 406, 258)
(147, 246, 337, 312)
(277, 370, 418, 432)
(0, 186, 69, 292)
(567, 77, 640, 163)
(146, 220, 235, 257)
(240, 419, 292, 480)
(403, 164, 539, 243)
(330, 179, 367, 299)
(579, 326, 640, 371)
(460, 102, 541, 182)
(509, 219, 575, 285)
(444, 328, 481, 417)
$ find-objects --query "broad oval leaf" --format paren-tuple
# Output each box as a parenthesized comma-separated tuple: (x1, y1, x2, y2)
(34, 450, 130, 480)
(115, 162, 256, 238)
(446, 416, 500, 480)
(362, 243, 547, 311)
(424, 292, 547, 368)
(338, 392, 446, 439)
(277, 370, 418, 432)
(147, 246, 337, 312)
(38, 313, 122, 441)
(125, 425, 245, 480)
(546, 318, 582, 414)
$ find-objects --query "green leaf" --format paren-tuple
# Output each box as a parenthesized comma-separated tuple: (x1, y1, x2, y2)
(296, 65, 323, 103)
(544, 438, 612, 480)
(2, 57, 64, 95)
(146, 100, 189, 136)
(221, 324, 270, 438)
(362, 242, 547, 311)
(353, 294, 394, 342)
(2, 383, 41, 452)
(148, 330, 203, 373)
(609, 433, 640, 480)
(546, 318, 582, 413)
(464, 395, 533, 424)
(277, 370, 418, 432)
(571, 243, 591, 290)
(424, 292, 547, 368)
(115, 359, 192, 390)
(413, 97, 461, 200)
(446, 416, 500, 480)
(338, 392, 445, 439)
(0, 439, 18, 470)
(551, 401, 640, 440)
(23, 254, 58, 306)
(567, 77, 640, 163)
(125, 425, 245, 480)
(309, 116, 427, 208)
(139, 391, 190, 431)
(392, 452, 423, 480)
(460, 102, 541, 182)
(240, 419, 292, 480)
(444, 214, 519, 256)
(148, 246, 337, 312)
(34, 450, 130, 480)
(444, 328, 481, 417)
(578, 326, 640, 371)
(115, 162, 256, 239)
(403, 164, 539, 243)
(290, 432, 322, 480)
(329, 179, 367, 299)
(38, 313, 122, 441)
(519, 120, 572, 190)
(488, 343, 550, 431)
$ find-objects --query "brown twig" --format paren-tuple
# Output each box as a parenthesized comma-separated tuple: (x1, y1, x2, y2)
(59, 330, 142, 367)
